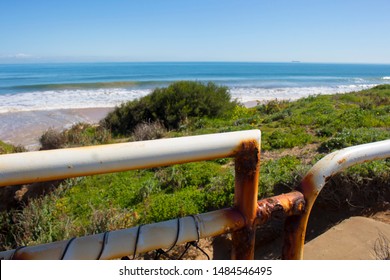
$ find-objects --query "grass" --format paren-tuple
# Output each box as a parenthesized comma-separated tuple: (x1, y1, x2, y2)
(0, 140, 25, 154)
(0, 84, 389, 251)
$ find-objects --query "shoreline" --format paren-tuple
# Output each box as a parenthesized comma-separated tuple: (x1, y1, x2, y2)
(0, 107, 114, 150)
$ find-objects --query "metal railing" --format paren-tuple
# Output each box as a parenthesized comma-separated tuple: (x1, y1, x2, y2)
(0, 129, 389, 260)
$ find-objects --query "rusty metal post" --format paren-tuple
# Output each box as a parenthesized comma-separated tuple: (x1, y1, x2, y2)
(282, 139, 390, 260)
(231, 134, 261, 260)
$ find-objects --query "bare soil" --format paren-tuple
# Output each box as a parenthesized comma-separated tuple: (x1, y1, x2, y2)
(261, 143, 320, 165)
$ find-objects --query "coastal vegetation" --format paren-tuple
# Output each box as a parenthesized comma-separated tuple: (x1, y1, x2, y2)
(0, 82, 389, 252)
(102, 81, 237, 136)
(0, 140, 25, 154)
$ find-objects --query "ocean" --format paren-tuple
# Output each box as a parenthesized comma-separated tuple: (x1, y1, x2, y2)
(1, 62, 390, 113)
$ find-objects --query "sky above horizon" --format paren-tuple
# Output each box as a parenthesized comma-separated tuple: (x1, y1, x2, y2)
(1, 0, 390, 64)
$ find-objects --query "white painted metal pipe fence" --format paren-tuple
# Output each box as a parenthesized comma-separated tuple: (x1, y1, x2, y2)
(0, 130, 389, 260)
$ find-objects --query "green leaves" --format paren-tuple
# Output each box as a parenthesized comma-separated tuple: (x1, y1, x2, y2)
(102, 81, 237, 135)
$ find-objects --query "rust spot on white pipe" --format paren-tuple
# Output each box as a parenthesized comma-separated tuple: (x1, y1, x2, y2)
(256, 191, 305, 225)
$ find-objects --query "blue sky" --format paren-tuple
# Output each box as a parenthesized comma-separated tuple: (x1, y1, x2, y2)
(1, 0, 390, 63)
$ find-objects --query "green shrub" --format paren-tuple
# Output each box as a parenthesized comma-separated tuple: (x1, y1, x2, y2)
(39, 128, 67, 150)
(203, 168, 235, 210)
(0, 186, 73, 249)
(256, 99, 289, 114)
(0, 140, 26, 154)
(102, 81, 237, 135)
(0, 182, 138, 250)
(372, 84, 390, 90)
(64, 123, 111, 146)
(39, 123, 111, 150)
(260, 156, 306, 196)
(339, 108, 384, 128)
(141, 187, 206, 223)
(265, 128, 312, 150)
(319, 128, 390, 152)
(153, 162, 224, 193)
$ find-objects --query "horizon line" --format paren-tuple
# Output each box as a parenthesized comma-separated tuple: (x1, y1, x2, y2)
(1, 60, 390, 66)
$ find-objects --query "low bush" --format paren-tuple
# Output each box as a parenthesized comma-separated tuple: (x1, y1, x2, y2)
(102, 81, 237, 136)
(0, 140, 26, 154)
(260, 156, 306, 196)
(39, 123, 111, 150)
(132, 121, 167, 141)
(265, 128, 312, 150)
(319, 128, 390, 152)
(0, 182, 138, 250)
(140, 187, 206, 223)
(39, 128, 67, 150)
(256, 99, 289, 115)
(64, 123, 111, 146)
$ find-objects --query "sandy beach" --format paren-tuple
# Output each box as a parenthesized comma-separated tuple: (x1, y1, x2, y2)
(0, 107, 114, 150)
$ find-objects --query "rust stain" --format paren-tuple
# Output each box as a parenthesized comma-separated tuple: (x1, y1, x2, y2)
(298, 171, 320, 203)
(282, 215, 307, 260)
(233, 139, 260, 224)
(221, 208, 246, 232)
(337, 158, 346, 165)
(232, 139, 260, 176)
(12, 241, 66, 260)
(231, 226, 256, 260)
(281, 171, 320, 259)
(231, 138, 260, 260)
(233, 139, 260, 215)
(256, 192, 305, 226)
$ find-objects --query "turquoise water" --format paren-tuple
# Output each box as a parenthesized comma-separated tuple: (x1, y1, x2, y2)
(0, 62, 389, 112)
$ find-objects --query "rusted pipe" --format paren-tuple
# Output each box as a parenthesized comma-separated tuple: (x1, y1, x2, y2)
(0, 207, 245, 260)
(0, 130, 261, 187)
(231, 138, 261, 260)
(256, 191, 305, 225)
(282, 139, 390, 260)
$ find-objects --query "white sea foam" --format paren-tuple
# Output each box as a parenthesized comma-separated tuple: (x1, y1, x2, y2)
(230, 84, 377, 103)
(0, 83, 380, 114)
(0, 88, 152, 113)
(383, 76, 390, 80)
